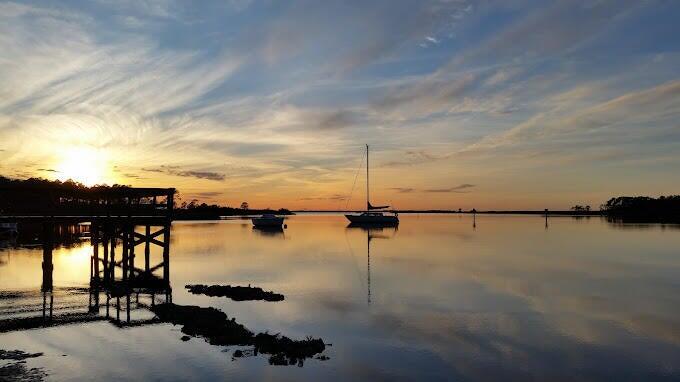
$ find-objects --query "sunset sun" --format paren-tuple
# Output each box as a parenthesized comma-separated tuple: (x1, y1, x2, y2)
(55, 147, 111, 186)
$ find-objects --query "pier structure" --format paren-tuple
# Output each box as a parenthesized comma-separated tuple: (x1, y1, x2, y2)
(0, 186, 175, 329)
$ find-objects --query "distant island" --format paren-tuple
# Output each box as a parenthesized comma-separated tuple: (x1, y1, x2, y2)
(295, 209, 601, 215)
(174, 201, 293, 220)
(599, 196, 680, 222)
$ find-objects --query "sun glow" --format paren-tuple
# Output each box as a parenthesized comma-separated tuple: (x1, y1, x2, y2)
(55, 147, 112, 186)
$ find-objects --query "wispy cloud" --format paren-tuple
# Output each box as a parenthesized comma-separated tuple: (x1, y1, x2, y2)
(142, 165, 225, 181)
(388, 185, 475, 194)
(424, 184, 476, 193)
(390, 187, 415, 193)
(464, 80, 680, 153)
(298, 194, 347, 201)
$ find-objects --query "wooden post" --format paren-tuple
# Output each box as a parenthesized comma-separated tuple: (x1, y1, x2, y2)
(103, 232, 109, 283)
(122, 227, 128, 281)
(41, 221, 53, 293)
(167, 191, 174, 217)
(110, 231, 116, 281)
(129, 225, 135, 279)
(92, 223, 100, 281)
(163, 223, 170, 282)
(126, 294, 131, 323)
(144, 225, 150, 273)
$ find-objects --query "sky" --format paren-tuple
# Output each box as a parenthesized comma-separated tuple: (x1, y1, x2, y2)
(0, 0, 679, 210)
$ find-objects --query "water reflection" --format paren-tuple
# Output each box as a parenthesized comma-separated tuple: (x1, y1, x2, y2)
(252, 226, 285, 238)
(1, 238, 171, 334)
(1, 215, 680, 380)
(346, 224, 397, 305)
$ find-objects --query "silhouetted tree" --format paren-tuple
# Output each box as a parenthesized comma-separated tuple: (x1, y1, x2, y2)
(240, 202, 249, 210)
(601, 195, 680, 221)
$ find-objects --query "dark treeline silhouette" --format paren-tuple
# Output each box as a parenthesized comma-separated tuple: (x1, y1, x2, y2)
(601, 195, 680, 222)
(0, 176, 172, 216)
(0, 176, 292, 218)
(174, 200, 293, 220)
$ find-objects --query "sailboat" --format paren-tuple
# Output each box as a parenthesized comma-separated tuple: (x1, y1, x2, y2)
(345, 145, 399, 226)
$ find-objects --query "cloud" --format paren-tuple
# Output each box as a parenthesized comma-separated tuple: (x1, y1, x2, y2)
(298, 194, 347, 201)
(448, 0, 640, 70)
(387, 185, 475, 193)
(37, 168, 58, 173)
(424, 184, 475, 193)
(315, 110, 361, 130)
(381, 150, 452, 167)
(1, 0, 678, 209)
(425, 36, 439, 44)
(122, 173, 146, 179)
(254, 0, 475, 72)
(142, 165, 225, 181)
(465, 80, 680, 152)
(374, 73, 478, 118)
(390, 187, 415, 193)
(186, 191, 223, 200)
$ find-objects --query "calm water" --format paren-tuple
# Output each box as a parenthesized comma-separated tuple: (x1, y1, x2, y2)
(1, 214, 680, 381)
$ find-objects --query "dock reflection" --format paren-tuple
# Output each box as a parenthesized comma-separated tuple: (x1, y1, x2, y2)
(0, 219, 173, 332)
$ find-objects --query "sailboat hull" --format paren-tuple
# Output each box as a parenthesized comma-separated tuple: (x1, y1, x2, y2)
(345, 214, 399, 226)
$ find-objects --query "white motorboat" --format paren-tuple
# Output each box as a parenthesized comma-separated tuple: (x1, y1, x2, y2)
(252, 214, 285, 228)
(345, 145, 399, 226)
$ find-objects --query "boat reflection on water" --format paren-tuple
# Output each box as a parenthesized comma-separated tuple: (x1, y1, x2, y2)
(346, 224, 397, 305)
(252, 225, 285, 238)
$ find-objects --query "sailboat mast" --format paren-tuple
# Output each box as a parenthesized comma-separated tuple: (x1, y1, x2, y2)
(366, 144, 369, 212)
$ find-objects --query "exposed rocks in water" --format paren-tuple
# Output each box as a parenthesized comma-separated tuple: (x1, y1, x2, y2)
(0, 362, 47, 382)
(0, 350, 47, 381)
(151, 303, 326, 366)
(180, 335, 191, 342)
(0, 350, 43, 361)
(152, 304, 252, 346)
(185, 284, 284, 302)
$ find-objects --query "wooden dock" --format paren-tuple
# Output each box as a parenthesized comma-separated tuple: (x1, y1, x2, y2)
(0, 187, 177, 330)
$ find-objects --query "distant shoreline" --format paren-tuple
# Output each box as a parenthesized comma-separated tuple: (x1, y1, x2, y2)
(293, 210, 602, 216)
